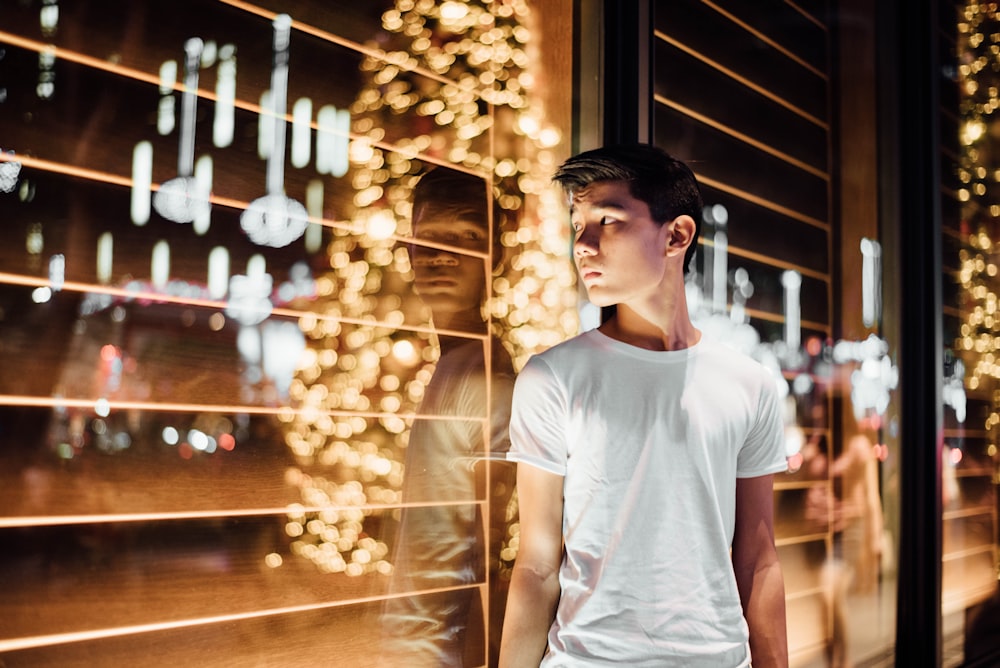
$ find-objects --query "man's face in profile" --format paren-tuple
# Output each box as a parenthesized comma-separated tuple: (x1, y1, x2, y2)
(411, 209, 490, 327)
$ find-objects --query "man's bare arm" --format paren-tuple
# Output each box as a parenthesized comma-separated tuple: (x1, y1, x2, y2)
(498, 463, 564, 668)
(733, 474, 788, 668)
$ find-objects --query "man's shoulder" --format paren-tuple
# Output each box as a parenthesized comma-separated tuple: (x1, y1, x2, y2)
(695, 339, 774, 385)
(517, 331, 602, 387)
(530, 329, 601, 361)
(698, 337, 759, 364)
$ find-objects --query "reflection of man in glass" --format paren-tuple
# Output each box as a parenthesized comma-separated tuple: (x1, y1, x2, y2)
(380, 167, 516, 668)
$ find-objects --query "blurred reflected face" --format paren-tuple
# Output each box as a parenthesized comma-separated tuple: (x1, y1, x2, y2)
(411, 216, 489, 321)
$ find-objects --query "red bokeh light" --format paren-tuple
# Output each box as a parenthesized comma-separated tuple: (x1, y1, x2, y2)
(218, 433, 236, 451)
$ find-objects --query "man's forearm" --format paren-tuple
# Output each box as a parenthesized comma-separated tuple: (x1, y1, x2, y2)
(742, 560, 788, 668)
(499, 564, 560, 667)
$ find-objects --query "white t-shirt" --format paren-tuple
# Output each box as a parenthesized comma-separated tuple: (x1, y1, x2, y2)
(508, 329, 787, 667)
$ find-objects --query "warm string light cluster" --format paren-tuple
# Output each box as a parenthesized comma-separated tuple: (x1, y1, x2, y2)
(280, 0, 576, 576)
(957, 237, 999, 382)
(280, 229, 435, 575)
(958, 3, 1000, 212)
(958, 3, 1000, 436)
(498, 180, 580, 361)
(957, 239, 1000, 424)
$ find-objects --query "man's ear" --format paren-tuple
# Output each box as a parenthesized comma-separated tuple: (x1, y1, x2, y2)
(665, 215, 697, 258)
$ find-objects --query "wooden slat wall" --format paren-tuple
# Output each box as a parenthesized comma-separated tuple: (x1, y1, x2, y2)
(652, 1, 998, 664)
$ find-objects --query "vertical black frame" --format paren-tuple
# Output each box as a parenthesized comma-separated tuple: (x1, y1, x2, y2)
(600, 0, 652, 145)
(880, 0, 945, 664)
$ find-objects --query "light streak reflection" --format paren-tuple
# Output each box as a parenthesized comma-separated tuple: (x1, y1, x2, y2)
(0, 395, 487, 424)
(0, 500, 490, 530)
(0, 581, 480, 653)
(0, 271, 487, 341)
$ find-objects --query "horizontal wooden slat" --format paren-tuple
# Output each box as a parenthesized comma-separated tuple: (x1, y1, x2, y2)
(654, 5, 828, 125)
(0, 517, 387, 640)
(785, 591, 828, 658)
(0, 0, 455, 97)
(655, 41, 829, 176)
(655, 105, 830, 224)
(692, 0, 829, 72)
(944, 474, 997, 514)
(699, 184, 830, 275)
(786, 0, 830, 30)
(942, 549, 998, 614)
(0, 594, 387, 666)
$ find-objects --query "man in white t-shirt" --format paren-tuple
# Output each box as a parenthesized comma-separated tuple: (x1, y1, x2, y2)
(499, 144, 789, 667)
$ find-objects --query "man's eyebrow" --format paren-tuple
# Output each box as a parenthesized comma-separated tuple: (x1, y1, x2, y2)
(569, 198, 630, 216)
(593, 198, 629, 211)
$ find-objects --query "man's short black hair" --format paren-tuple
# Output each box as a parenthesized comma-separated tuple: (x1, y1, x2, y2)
(411, 166, 504, 267)
(552, 144, 703, 273)
(413, 167, 489, 228)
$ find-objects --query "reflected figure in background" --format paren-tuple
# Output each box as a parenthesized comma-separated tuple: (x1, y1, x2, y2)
(804, 416, 885, 668)
(380, 168, 516, 667)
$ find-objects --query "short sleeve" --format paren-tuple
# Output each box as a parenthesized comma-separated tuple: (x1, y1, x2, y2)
(736, 367, 789, 478)
(507, 355, 568, 476)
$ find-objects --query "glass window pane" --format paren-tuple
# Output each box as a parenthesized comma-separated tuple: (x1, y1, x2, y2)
(0, 1, 575, 665)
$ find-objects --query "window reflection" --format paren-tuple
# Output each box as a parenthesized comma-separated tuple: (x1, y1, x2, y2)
(379, 168, 516, 667)
(0, 1, 573, 665)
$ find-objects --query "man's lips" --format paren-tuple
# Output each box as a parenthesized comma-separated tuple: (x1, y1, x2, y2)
(579, 267, 602, 282)
(416, 276, 460, 288)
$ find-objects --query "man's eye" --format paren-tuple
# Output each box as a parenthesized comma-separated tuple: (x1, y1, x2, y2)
(600, 217, 615, 226)
(418, 229, 487, 247)
(427, 232, 457, 243)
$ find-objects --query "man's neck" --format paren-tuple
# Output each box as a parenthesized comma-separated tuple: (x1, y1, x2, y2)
(598, 302, 701, 352)
(432, 307, 486, 334)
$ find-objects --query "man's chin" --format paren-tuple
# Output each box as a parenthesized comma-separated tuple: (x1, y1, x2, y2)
(583, 290, 615, 308)
(419, 294, 481, 314)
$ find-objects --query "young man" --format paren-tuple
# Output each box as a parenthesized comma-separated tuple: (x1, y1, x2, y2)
(499, 144, 789, 667)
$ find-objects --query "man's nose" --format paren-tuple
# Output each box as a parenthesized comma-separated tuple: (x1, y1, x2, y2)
(413, 250, 460, 266)
(574, 227, 598, 256)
